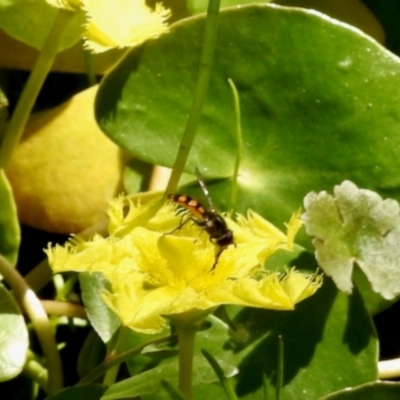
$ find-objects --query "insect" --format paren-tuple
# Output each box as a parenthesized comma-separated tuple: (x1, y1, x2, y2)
(168, 169, 234, 270)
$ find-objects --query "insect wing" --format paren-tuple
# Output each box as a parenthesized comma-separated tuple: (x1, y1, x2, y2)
(195, 167, 216, 210)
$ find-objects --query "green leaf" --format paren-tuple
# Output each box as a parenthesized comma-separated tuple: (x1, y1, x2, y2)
(320, 381, 400, 400)
(96, 4, 400, 241)
(202, 349, 239, 400)
(0, 0, 85, 51)
(79, 272, 121, 343)
(0, 86, 8, 133)
(351, 265, 392, 315)
(144, 382, 228, 400)
(0, 282, 28, 381)
(0, 170, 20, 264)
(303, 180, 400, 300)
(102, 355, 237, 399)
(44, 383, 106, 400)
(123, 327, 175, 376)
(123, 158, 153, 194)
(228, 262, 377, 399)
(160, 379, 188, 400)
(77, 330, 106, 379)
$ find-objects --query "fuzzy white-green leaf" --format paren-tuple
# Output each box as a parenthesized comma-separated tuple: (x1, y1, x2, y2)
(303, 180, 400, 300)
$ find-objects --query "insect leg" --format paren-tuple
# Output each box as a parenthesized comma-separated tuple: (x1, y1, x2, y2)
(164, 213, 203, 236)
(211, 245, 227, 271)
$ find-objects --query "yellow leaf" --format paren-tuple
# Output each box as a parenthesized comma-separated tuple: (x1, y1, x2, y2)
(6, 86, 128, 233)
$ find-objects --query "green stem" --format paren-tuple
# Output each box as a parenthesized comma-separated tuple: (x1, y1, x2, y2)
(227, 78, 243, 210)
(78, 334, 174, 385)
(41, 300, 87, 319)
(161, 379, 189, 400)
(23, 259, 53, 293)
(102, 326, 130, 386)
(276, 335, 284, 400)
(57, 273, 79, 300)
(0, 254, 63, 394)
(177, 327, 196, 399)
(0, 9, 74, 169)
(82, 44, 97, 87)
(0, 89, 8, 137)
(201, 349, 238, 400)
(23, 350, 49, 393)
(165, 0, 221, 195)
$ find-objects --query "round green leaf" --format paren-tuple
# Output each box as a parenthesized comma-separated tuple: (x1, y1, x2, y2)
(0, 170, 20, 264)
(0, 282, 28, 381)
(0, 0, 85, 51)
(96, 4, 400, 237)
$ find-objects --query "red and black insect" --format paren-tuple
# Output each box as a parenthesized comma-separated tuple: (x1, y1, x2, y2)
(168, 169, 234, 269)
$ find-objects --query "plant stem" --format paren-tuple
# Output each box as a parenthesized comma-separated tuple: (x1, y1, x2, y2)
(40, 300, 87, 319)
(23, 350, 49, 393)
(201, 349, 238, 400)
(0, 254, 63, 394)
(0, 9, 74, 169)
(23, 259, 53, 293)
(57, 273, 79, 300)
(177, 327, 196, 399)
(82, 44, 97, 86)
(227, 78, 243, 210)
(276, 335, 284, 400)
(165, 0, 221, 195)
(102, 326, 130, 386)
(78, 334, 174, 384)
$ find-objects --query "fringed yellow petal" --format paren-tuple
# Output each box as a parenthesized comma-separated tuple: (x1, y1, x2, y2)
(285, 209, 303, 250)
(281, 268, 323, 304)
(103, 286, 172, 334)
(81, 0, 171, 53)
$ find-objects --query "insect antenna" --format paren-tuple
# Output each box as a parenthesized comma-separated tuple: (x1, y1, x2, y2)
(195, 167, 216, 211)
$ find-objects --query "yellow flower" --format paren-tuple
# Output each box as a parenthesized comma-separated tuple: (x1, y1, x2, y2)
(46, 0, 171, 53)
(46, 197, 322, 334)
